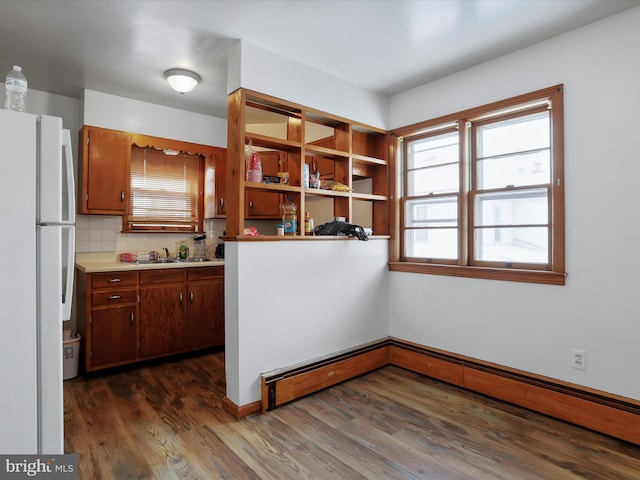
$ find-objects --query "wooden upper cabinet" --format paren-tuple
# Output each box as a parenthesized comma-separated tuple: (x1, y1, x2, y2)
(78, 125, 131, 215)
(245, 150, 282, 219)
(307, 137, 335, 181)
(205, 147, 227, 218)
(78, 127, 226, 219)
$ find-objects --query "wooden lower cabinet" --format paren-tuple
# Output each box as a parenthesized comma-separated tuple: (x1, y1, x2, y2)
(76, 270, 139, 371)
(76, 266, 224, 372)
(186, 267, 224, 349)
(90, 305, 138, 368)
(139, 284, 186, 359)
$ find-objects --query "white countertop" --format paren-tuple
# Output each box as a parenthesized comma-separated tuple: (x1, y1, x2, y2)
(75, 252, 224, 273)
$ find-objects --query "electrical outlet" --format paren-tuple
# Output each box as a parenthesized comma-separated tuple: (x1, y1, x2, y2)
(572, 349, 586, 370)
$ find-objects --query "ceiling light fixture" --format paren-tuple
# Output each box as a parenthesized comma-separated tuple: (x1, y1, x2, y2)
(163, 68, 201, 93)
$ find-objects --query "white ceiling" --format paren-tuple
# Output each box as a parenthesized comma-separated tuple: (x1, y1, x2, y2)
(0, 0, 637, 119)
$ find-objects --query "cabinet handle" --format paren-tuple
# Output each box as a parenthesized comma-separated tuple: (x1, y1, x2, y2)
(249, 200, 253, 208)
(179, 291, 183, 303)
(190, 291, 194, 302)
(120, 191, 125, 202)
(219, 198, 224, 206)
(107, 295, 121, 300)
(130, 312, 134, 325)
(108, 278, 121, 283)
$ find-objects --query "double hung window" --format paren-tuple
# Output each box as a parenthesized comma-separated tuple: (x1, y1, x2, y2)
(394, 85, 564, 285)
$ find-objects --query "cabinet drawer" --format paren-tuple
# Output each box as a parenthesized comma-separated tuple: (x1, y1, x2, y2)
(92, 288, 138, 306)
(139, 269, 186, 285)
(92, 271, 138, 288)
(187, 266, 224, 281)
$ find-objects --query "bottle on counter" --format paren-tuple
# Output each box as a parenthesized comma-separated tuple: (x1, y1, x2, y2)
(4, 65, 27, 112)
(304, 211, 311, 234)
(281, 197, 297, 236)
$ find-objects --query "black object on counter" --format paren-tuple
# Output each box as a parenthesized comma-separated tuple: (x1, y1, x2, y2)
(313, 221, 369, 241)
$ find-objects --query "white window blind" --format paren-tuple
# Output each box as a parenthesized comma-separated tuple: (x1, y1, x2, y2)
(125, 146, 202, 232)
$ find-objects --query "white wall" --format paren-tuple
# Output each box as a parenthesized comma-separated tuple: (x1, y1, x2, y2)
(225, 239, 389, 406)
(83, 89, 227, 147)
(229, 40, 389, 130)
(389, 7, 640, 401)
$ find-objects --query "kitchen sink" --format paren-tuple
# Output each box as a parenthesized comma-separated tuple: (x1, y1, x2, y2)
(127, 258, 215, 265)
(130, 258, 177, 264)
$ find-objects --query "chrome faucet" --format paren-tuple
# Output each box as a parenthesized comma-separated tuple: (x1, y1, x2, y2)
(163, 246, 170, 259)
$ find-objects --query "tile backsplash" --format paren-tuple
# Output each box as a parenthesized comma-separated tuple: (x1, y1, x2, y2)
(75, 215, 226, 257)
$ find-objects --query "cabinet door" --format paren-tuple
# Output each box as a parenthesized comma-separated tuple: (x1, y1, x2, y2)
(79, 126, 131, 214)
(306, 135, 336, 181)
(307, 156, 334, 180)
(204, 147, 227, 219)
(246, 151, 281, 219)
(186, 279, 224, 349)
(139, 285, 186, 358)
(216, 149, 227, 218)
(89, 305, 138, 370)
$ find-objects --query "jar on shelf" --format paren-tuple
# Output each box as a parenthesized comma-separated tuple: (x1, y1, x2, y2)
(281, 197, 297, 236)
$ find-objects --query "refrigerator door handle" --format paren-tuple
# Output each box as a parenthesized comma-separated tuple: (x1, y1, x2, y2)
(62, 129, 76, 223)
(61, 226, 75, 322)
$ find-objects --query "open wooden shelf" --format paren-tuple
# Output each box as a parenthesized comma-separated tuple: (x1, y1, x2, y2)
(246, 132, 301, 152)
(226, 88, 390, 238)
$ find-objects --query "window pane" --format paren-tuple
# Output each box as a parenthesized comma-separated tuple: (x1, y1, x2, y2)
(407, 131, 459, 195)
(408, 163, 459, 195)
(477, 111, 549, 158)
(475, 226, 548, 264)
(409, 132, 458, 169)
(405, 228, 458, 259)
(475, 188, 548, 226)
(477, 150, 550, 189)
(406, 197, 457, 227)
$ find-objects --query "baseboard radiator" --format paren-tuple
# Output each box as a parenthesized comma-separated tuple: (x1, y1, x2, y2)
(260, 337, 640, 445)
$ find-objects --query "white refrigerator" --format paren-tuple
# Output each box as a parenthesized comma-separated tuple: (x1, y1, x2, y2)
(0, 108, 75, 454)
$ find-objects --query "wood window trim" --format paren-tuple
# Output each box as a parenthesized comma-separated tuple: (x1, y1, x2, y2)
(388, 261, 565, 285)
(391, 85, 565, 285)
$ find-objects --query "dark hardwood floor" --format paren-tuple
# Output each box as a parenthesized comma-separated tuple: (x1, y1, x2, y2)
(64, 350, 640, 479)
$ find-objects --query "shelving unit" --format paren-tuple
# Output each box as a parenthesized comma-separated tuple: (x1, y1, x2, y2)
(226, 88, 389, 238)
